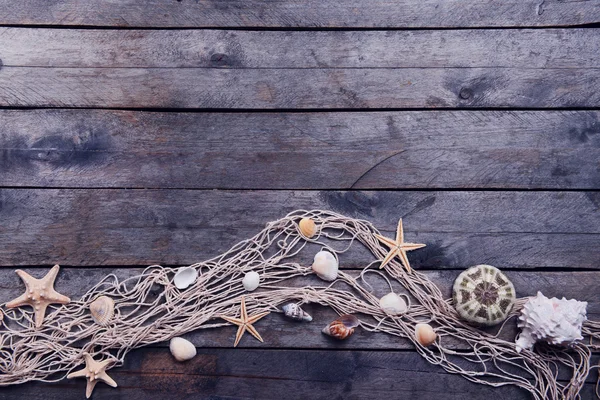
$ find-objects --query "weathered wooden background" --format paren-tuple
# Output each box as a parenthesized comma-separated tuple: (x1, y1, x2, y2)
(0, 1, 599, 399)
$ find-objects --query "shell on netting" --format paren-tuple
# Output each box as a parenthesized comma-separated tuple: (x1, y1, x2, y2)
(415, 323, 437, 346)
(452, 264, 516, 326)
(282, 303, 312, 322)
(89, 296, 115, 326)
(169, 337, 197, 362)
(299, 218, 317, 238)
(515, 291, 587, 353)
(242, 271, 260, 291)
(322, 314, 359, 340)
(379, 292, 408, 316)
(311, 250, 338, 281)
(173, 267, 198, 290)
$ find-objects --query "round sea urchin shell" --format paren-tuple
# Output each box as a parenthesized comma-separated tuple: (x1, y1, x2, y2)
(452, 264, 516, 326)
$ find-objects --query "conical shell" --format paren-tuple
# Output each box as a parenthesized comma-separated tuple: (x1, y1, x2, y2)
(169, 337, 197, 362)
(282, 303, 313, 322)
(299, 218, 317, 238)
(322, 314, 358, 340)
(242, 271, 260, 291)
(379, 292, 408, 316)
(415, 323, 436, 347)
(311, 250, 338, 281)
(174, 267, 198, 290)
(90, 296, 115, 326)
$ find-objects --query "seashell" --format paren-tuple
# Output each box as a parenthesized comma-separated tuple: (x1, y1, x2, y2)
(89, 296, 115, 326)
(415, 323, 437, 346)
(515, 291, 587, 353)
(169, 337, 197, 362)
(174, 267, 198, 290)
(322, 314, 359, 340)
(311, 250, 338, 281)
(242, 271, 260, 291)
(453, 264, 516, 326)
(379, 292, 408, 316)
(282, 303, 312, 322)
(299, 218, 317, 238)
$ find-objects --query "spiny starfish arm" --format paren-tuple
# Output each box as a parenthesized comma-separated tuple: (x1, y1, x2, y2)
(34, 303, 50, 328)
(14, 269, 36, 285)
(233, 325, 245, 347)
(246, 312, 270, 324)
(85, 380, 98, 399)
(240, 297, 248, 321)
(401, 242, 426, 251)
(67, 367, 88, 379)
(398, 249, 412, 273)
(396, 219, 404, 244)
(99, 372, 117, 388)
(45, 265, 61, 285)
(47, 289, 71, 304)
(378, 248, 399, 270)
(374, 234, 397, 249)
(6, 293, 30, 309)
(221, 315, 244, 326)
(245, 324, 264, 342)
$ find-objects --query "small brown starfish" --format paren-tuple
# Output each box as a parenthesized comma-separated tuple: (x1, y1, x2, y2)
(220, 296, 270, 347)
(6, 264, 71, 328)
(374, 218, 426, 273)
(67, 352, 118, 398)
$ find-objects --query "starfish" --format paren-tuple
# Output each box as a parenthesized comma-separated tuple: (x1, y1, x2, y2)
(67, 352, 118, 398)
(374, 218, 426, 273)
(220, 296, 270, 347)
(6, 264, 71, 328)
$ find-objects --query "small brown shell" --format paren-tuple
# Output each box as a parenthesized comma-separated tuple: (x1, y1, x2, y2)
(299, 218, 317, 238)
(90, 296, 115, 326)
(322, 314, 359, 340)
(415, 323, 437, 346)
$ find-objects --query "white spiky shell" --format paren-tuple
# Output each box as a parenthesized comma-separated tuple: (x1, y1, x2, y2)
(452, 265, 516, 326)
(515, 291, 587, 353)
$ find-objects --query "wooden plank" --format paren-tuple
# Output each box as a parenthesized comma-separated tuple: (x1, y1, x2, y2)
(1, 66, 598, 108)
(1, 109, 599, 189)
(0, 189, 598, 268)
(1, 28, 598, 69)
(1, 267, 597, 350)
(0, 349, 596, 399)
(0, 0, 598, 28)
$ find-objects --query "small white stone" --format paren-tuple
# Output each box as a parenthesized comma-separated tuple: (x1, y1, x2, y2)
(169, 337, 197, 362)
(242, 271, 260, 291)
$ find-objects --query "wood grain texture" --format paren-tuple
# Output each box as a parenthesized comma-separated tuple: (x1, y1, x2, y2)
(0, 0, 598, 28)
(0, 66, 598, 108)
(1, 28, 599, 69)
(0, 189, 598, 268)
(1, 267, 597, 350)
(1, 110, 599, 189)
(4, 349, 598, 400)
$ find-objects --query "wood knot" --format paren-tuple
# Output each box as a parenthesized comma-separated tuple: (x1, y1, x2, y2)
(459, 88, 473, 100)
(210, 53, 229, 67)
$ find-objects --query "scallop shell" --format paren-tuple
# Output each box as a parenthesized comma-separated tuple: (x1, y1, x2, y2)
(515, 291, 587, 353)
(299, 218, 317, 238)
(90, 296, 115, 326)
(311, 250, 338, 281)
(169, 337, 197, 362)
(452, 264, 516, 326)
(242, 271, 260, 291)
(415, 323, 436, 346)
(174, 267, 198, 290)
(322, 314, 359, 340)
(282, 303, 312, 322)
(379, 292, 408, 316)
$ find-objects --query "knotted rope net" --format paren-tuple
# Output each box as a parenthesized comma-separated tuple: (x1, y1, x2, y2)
(0, 210, 598, 399)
